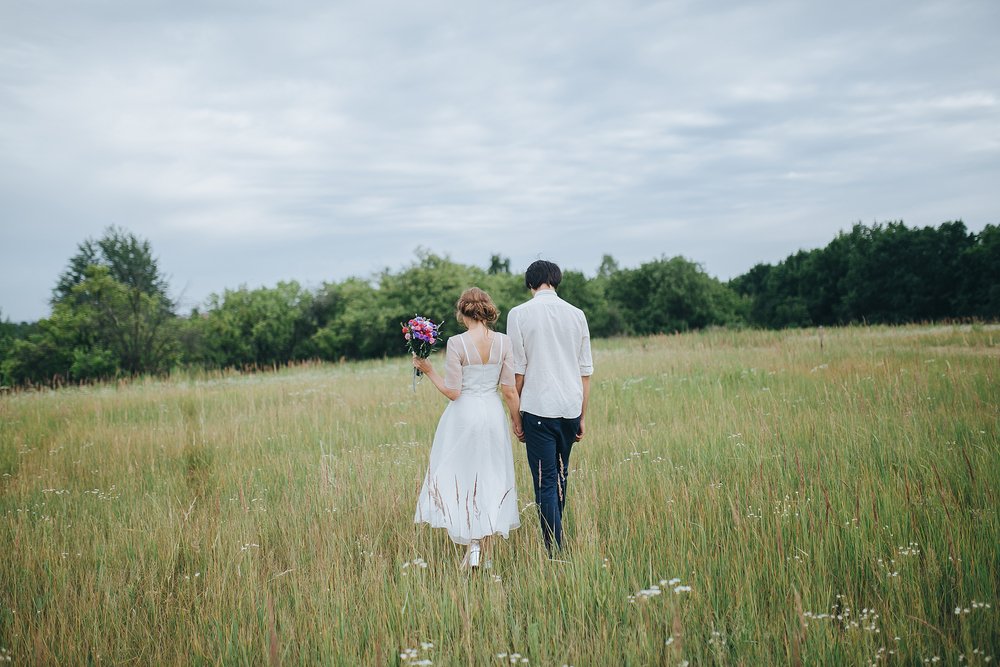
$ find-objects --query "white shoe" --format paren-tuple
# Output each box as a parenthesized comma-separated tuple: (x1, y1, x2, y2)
(468, 540, 481, 568)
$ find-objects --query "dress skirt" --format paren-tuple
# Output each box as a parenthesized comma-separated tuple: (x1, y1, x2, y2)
(414, 390, 520, 544)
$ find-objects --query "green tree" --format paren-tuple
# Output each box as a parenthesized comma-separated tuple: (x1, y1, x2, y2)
(200, 281, 314, 368)
(67, 264, 178, 375)
(3, 228, 178, 385)
(0, 311, 35, 385)
(1, 317, 77, 386)
(557, 269, 620, 338)
(54, 225, 171, 310)
(487, 254, 511, 275)
(597, 254, 619, 279)
(960, 224, 1000, 318)
(378, 250, 488, 350)
(308, 278, 387, 360)
(56, 227, 176, 374)
(733, 220, 987, 327)
(608, 256, 744, 334)
(839, 221, 974, 324)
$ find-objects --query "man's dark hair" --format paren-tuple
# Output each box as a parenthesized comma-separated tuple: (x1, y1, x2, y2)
(524, 260, 562, 290)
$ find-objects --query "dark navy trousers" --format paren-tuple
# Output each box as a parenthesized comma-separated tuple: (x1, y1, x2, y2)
(522, 412, 580, 553)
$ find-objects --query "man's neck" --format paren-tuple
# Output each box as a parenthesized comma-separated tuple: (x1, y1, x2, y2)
(530, 284, 556, 296)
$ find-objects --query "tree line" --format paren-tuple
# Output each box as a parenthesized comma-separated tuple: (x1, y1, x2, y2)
(1, 220, 996, 387)
(731, 221, 999, 328)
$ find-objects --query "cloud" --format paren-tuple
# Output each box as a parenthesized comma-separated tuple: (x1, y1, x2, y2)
(1, 0, 998, 320)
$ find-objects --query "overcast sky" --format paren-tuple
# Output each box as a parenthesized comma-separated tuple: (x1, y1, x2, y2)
(2, 0, 998, 321)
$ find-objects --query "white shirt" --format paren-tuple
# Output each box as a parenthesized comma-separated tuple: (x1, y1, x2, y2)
(507, 288, 593, 419)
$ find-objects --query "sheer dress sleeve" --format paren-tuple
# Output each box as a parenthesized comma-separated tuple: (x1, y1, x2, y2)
(499, 334, 516, 387)
(443, 336, 464, 390)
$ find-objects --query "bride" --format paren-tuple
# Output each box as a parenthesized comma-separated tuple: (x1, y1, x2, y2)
(412, 287, 522, 569)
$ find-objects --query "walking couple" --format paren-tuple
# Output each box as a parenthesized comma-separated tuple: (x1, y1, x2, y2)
(413, 260, 593, 569)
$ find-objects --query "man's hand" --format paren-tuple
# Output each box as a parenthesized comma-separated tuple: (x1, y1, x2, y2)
(513, 420, 525, 443)
(575, 416, 586, 442)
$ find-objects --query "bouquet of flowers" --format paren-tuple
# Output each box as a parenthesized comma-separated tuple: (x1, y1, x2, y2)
(401, 315, 442, 391)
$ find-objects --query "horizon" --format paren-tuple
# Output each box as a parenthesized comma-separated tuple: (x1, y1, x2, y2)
(1, 217, 991, 324)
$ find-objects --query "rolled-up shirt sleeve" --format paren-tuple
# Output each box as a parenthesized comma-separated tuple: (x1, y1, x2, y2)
(578, 313, 593, 376)
(508, 309, 527, 375)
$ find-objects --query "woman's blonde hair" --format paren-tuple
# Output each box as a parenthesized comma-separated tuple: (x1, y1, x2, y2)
(455, 287, 499, 327)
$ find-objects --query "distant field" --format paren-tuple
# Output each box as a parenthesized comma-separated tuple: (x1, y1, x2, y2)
(1, 324, 997, 665)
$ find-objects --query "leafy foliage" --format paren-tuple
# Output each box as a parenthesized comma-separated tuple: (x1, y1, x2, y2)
(307, 278, 387, 360)
(607, 256, 746, 334)
(731, 221, 999, 328)
(3, 220, 997, 387)
(53, 225, 171, 309)
(4, 227, 177, 385)
(197, 281, 315, 368)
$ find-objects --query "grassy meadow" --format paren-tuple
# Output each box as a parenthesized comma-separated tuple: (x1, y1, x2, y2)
(1, 324, 998, 665)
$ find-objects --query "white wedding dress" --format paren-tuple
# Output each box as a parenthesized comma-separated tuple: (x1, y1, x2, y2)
(414, 332, 520, 545)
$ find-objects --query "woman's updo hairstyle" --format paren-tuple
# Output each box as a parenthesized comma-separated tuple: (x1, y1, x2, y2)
(455, 287, 499, 327)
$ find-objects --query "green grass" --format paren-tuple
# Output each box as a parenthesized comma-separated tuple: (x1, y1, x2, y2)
(1, 324, 997, 665)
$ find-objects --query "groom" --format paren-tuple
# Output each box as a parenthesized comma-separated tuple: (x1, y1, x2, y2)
(508, 260, 593, 554)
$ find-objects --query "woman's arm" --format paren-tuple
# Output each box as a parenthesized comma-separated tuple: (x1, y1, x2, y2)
(500, 383, 523, 441)
(413, 356, 461, 401)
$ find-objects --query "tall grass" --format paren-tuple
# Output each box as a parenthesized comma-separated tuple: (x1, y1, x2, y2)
(1, 324, 997, 664)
